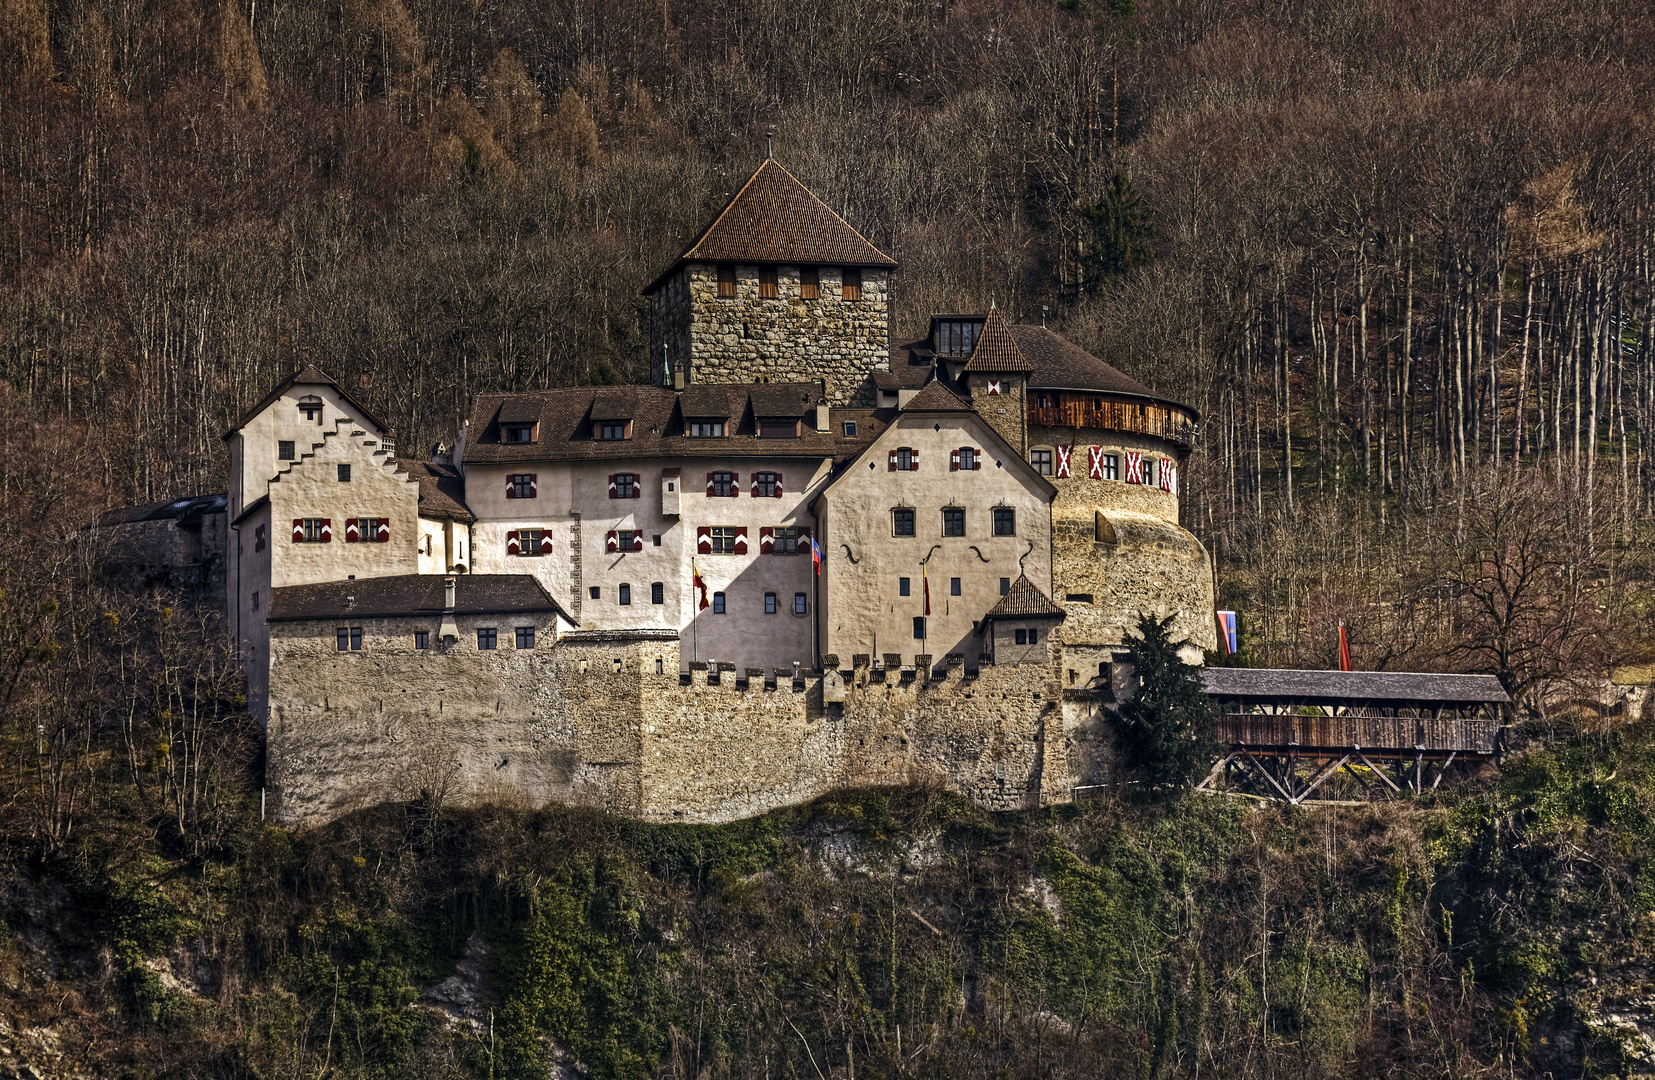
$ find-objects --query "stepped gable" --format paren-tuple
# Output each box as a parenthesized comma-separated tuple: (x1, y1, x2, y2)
(645, 159, 896, 293)
(269, 574, 567, 621)
(901, 381, 973, 412)
(982, 575, 1065, 621)
(396, 459, 474, 522)
(961, 310, 1033, 373)
(465, 384, 875, 462)
(225, 365, 391, 437)
(1008, 325, 1182, 407)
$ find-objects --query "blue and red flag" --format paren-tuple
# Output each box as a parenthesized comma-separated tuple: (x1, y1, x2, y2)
(811, 536, 823, 576)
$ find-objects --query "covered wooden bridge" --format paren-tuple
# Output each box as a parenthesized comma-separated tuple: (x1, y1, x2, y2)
(1196, 669, 1511, 804)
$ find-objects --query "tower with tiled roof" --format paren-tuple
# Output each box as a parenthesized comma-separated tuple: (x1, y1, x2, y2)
(644, 157, 897, 407)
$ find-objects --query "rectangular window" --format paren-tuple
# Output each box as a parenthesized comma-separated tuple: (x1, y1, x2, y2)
(614, 473, 638, 498)
(1015, 628, 1027, 645)
(618, 530, 636, 550)
(363, 517, 386, 543)
(950, 577, 961, 596)
(993, 508, 1016, 536)
(942, 508, 965, 536)
(504, 423, 535, 443)
(710, 471, 736, 497)
(755, 472, 780, 497)
(599, 422, 627, 440)
(477, 628, 497, 650)
(519, 527, 543, 556)
(337, 464, 351, 482)
(896, 446, 914, 470)
(842, 421, 857, 437)
(765, 592, 777, 614)
(335, 627, 361, 651)
(892, 508, 915, 536)
(717, 263, 736, 297)
(772, 526, 799, 553)
(1000, 577, 1011, 595)
(278, 440, 295, 461)
(959, 447, 976, 471)
(252, 590, 260, 611)
(842, 267, 862, 302)
(1029, 449, 1053, 476)
(590, 586, 600, 600)
(515, 626, 535, 649)
(1103, 453, 1120, 481)
(899, 577, 911, 596)
(509, 474, 536, 499)
(794, 593, 807, 615)
(712, 592, 726, 614)
(302, 518, 327, 542)
(651, 582, 664, 604)
(709, 527, 738, 554)
(1143, 458, 1157, 486)
(414, 631, 429, 650)
(688, 421, 725, 437)
(912, 616, 925, 639)
(618, 584, 632, 606)
(1029, 628, 1038, 644)
(299, 400, 323, 422)
(255, 525, 266, 552)
(800, 266, 820, 299)
(759, 419, 799, 438)
(758, 265, 778, 297)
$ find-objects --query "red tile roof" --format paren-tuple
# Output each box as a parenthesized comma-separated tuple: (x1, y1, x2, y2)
(982, 575, 1066, 620)
(960, 310, 1033, 373)
(645, 160, 896, 294)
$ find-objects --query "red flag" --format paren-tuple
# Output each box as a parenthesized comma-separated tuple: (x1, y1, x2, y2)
(693, 560, 709, 611)
(1338, 621, 1352, 671)
(923, 566, 931, 616)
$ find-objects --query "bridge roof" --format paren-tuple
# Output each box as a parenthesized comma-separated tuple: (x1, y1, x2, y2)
(1200, 668, 1510, 705)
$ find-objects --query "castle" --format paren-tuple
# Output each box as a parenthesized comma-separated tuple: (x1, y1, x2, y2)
(189, 157, 1215, 825)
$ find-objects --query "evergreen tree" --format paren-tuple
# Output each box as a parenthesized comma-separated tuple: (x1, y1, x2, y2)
(1075, 171, 1153, 290)
(1117, 613, 1220, 792)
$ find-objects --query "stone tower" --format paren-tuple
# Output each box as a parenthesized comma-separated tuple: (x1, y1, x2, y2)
(643, 158, 898, 407)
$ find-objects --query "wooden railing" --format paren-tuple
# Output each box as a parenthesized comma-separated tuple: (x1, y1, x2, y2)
(1216, 713, 1498, 754)
(1027, 398, 1197, 446)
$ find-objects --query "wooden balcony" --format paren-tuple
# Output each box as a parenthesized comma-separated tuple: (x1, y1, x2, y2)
(1027, 397, 1197, 446)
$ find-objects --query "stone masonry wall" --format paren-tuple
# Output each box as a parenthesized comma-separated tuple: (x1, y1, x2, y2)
(652, 263, 891, 406)
(268, 624, 1072, 826)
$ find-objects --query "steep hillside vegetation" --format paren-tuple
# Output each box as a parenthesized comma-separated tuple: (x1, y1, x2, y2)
(3, 721, 1654, 1078)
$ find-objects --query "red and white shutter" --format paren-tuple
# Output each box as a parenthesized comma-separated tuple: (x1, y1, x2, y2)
(1088, 446, 1105, 479)
(749, 473, 759, 497)
(696, 526, 712, 555)
(507, 530, 520, 555)
(1162, 461, 1178, 494)
(888, 450, 898, 471)
(319, 519, 332, 542)
(796, 527, 812, 552)
(759, 526, 774, 554)
(1055, 445, 1072, 479)
(1125, 451, 1144, 484)
(629, 474, 641, 498)
(706, 472, 715, 496)
(345, 518, 360, 543)
(732, 527, 748, 555)
(950, 449, 960, 471)
(608, 474, 618, 499)
(605, 530, 619, 553)
(631, 532, 644, 552)
(528, 473, 538, 498)
(506, 476, 517, 499)
(376, 519, 390, 543)
(972, 448, 983, 471)
(292, 519, 305, 543)
(540, 531, 554, 555)
(909, 449, 918, 468)
(987, 378, 1002, 396)
(773, 473, 784, 498)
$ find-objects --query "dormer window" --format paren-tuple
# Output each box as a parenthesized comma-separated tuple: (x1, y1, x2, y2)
(298, 396, 323, 423)
(503, 423, 536, 443)
(758, 418, 801, 438)
(598, 421, 629, 440)
(935, 320, 981, 355)
(687, 421, 725, 438)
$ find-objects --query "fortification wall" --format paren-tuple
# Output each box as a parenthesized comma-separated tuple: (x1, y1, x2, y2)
(1053, 508, 1215, 657)
(267, 626, 1074, 827)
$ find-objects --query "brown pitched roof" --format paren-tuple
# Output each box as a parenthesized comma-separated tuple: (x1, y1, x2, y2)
(644, 159, 896, 294)
(901, 381, 973, 412)
(269, 574, 568, 621)
(960, 310, 1033, 373)
(1009, 326, 1186, 409)
(396, 459, 475, 523)
(749, 383, 825, 417)
(1199, 668, 1510, 705)
(96, 494, 227, 527)
(982, 575, 1066, 620)
(225, 366, 393, 440)
(464, 384, 871, 464)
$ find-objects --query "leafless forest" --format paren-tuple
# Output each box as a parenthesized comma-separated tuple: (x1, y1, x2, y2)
(2, 0, 1653, 683)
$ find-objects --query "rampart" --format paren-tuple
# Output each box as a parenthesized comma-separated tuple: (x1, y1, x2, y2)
(265, 626, 1083, 826)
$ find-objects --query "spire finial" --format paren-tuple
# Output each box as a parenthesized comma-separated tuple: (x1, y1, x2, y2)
(990, 297, 997, 311)
(765, 125, 775, 161)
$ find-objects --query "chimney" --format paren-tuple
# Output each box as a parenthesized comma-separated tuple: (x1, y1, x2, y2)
(439, 575, 460, 642)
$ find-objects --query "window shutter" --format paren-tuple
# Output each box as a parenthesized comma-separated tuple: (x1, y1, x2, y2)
(774, 474, 784, 498)
(320, 519, 332, 542)
(292, 519, 304, 543)
(796, 527, 812, 551)
(608, 474, 618, 499)
(759, 526, 774, 554)
(606, 530, 619, 553)
(1055, 445, 1072, 479)
(1088, 446, 1104, 479)
(1125, 451, 1144, 484)
(528, 473, 538, 498)
(888, 450, 897, 471)
(632, 532, 644, 552)
(732, 527, 748, 555)
(540, 531, 554, 554)
(377, 519, 390, 543)
(506, 477, 516, 499)
(507, 529, 520, 555)
(697, 526, 712, 555)
(973, 448, 983, 470)
(749, 472, 758, 497)
(630, 474, 641, 498)
(345, 518, 360, 543)
(706, 472, 715, 496)
(910, 450, 919, 466)
(950, 449, 960, 471)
